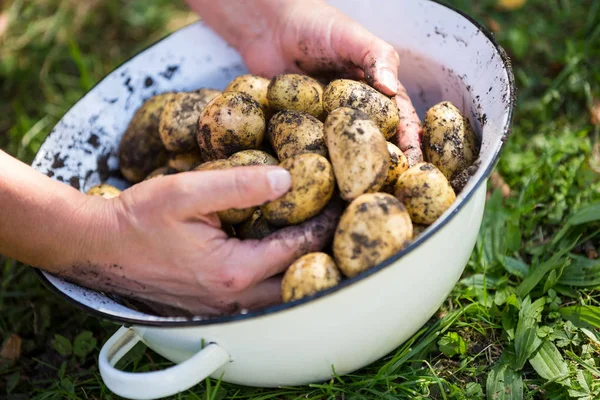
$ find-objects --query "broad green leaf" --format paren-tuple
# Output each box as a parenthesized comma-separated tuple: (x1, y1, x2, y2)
(506, 218, 522, 253)
(73, 331, 97, 359)
(559, 305, 600, 329)
(438, 332, 467, 358)
(528, 340, 570, 386)
(52, 334, 72, 357)
(517, 254, 570, 298)
(513, 297, 545, 369)
(459, 274, 500, 289)
(553, 203, 600, 244)
(503, 257, 530, 278)
(486, 359, 523, 400)
(61, 377, 74, 393)
(558, 255, 600, 287)
(466, 382, 483, 398)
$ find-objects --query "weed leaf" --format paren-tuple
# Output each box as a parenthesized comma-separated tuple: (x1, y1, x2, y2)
(528, 340, 571, 386)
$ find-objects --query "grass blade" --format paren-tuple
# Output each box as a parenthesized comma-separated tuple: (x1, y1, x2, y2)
(517, 253, 571, 298)
(559, 305, 600, 329)
(528, 340, 571, 386)
(553, 203, 600, 244)
(558, 255, 600, 287)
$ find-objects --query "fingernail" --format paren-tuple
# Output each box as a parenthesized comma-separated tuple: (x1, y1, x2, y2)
(268, 168, 292, 195)
(379, 69, 398, 94)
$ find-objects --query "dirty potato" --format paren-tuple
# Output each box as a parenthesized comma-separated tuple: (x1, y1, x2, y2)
(144, 166, 178, 180)
(281, 252, 342, 302)
(268, 110, 327, 161)
(381, 142, 409, 193)
(118, 93, 174, 183)
(167, 149, 203, 171)
(159, 92, 212, 153)
(261, 153, 335, 227)
(423, 101, 480, 180)
(323, 79, 400, 139)
(86, 183, 121, 199)
(197, 92, 266, 161)
(324, 107, 389, 201)
(228, 149, 279, 167)
(412, 224, 428, 240)
(394, 162, 456, 225)
(267, 74, 324, 119)
(333, 193, 413, 278)
(193, 159, 255, 224)
(193, 88, 221, 103)
(225, 74, 271, 116)
(236, 209, 279, 240)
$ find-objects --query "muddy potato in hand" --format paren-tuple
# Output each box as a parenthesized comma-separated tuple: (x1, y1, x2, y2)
(193, 159, 255, 224)
(323, 79, 400, 139)
(193, 88, 221, 103)
(267, 74, 324, 119)
(381, 142, 409, 194)
(324, 107, 389, 201)
(236, 209, 278, 240)
(86, 183, 121, 199)
(333, 193, 413, 278)
(144, 166, 178, 181)
(167, 149, 203, 172)
(281, 252, 341, 302)
(118, 93, 174, 183)
(268, 110, 327, 161)
(159, 92, 213, 153)
(423, 101, 479, 180)
(395, 162, 456, 225)
(197, 92, 266, 160)
(225, 75, 271, 116)
(261, 153, 335, 227)
(228, 149, 279, 167)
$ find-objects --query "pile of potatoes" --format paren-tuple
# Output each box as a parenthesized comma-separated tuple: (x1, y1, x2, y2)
(87, 72, 480, 306)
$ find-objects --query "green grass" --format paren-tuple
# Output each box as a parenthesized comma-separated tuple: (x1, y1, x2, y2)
(1, 0, 600, 399)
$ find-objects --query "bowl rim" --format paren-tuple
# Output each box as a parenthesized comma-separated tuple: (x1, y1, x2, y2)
(32, 0, 516, 328)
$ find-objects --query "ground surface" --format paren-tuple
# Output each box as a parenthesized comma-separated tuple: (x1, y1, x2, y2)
(1, 0, 599, 399)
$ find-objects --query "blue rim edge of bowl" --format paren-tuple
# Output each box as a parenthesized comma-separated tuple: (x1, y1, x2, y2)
(31, 0, 517, 328)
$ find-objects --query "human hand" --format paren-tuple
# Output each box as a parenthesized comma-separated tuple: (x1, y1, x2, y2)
(60, 166, 341, 317)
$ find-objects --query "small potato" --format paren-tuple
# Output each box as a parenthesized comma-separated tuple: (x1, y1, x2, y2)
(324, 107, 389, 201)
(167, 149, 203, 171)
(261, 153, 335, 227)
(197, 92, 266, 161)
(236, 209, 278, 240)
(323, 79, 400, 139)
(394, 162, 456, 225)
(225, 75, 271, 116)
(381, 142, 409, 194)
(281, 252, 341, 302)
(193, 88, 221, 103)
(193, 159, 255, 224)
(118, 93, 174, 183)
(268, 110, 327, 161)
(423, 101, 480, 180)
(228, 149, 279, 167)
(267, 74, 324, 119)
(86, 183, 121, 199)
(333, 193, 413, 278)
(144, 166, 178, 180)
(159, 92, 212, 153)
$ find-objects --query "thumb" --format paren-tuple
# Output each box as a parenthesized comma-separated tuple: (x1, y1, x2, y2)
(175, 166, 292, 216)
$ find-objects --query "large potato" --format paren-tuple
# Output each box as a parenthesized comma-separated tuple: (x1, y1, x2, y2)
(118, 93, 173, 183)
(197, 92, 265, 161)
(324, 107, 389, 201)
(167, 149, 203, 172)
(381, 142, 409, 194)
(423, 101, 480, 180)
(236, 209, 278, 240)
(228, 149, 279, 167)
(268, 110, 327, 161)
(225, 75, 271, 116)
(261, 153, 335, 227)
(193, 159, 255, 224)
(86, 183, 121, 199)
(394, 162, 456, 225)
(193, 88, 221, 103)
(159, 92, 212, 153)
(267, 74, 324, 119)
(281, 252, 341, 302)
(333, 193, 413, 278)
(323, 79, 400, 139)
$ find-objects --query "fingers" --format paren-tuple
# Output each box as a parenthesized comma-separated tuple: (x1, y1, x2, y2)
(393, 80, 424, 167)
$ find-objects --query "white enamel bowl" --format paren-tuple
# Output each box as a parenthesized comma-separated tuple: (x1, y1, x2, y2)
(31, 1, 515, 399)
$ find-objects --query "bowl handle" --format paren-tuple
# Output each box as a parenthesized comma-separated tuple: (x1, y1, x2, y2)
(99, 326, 230, 400)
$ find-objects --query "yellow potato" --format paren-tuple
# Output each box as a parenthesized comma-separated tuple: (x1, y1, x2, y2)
(236, 209, 279, 240)
(228, 149, 279, 167)
(323, 79, 400, 139)
(167, 149, 203, 171)
(422, 101, 480, 180)
(267, 74, 324, 119)
(144, 166, 177, 181)
(381, 142, 409, 194)
(333, 193, 413, 278)
(281, 252, 342, 302)
(118, 93, 173, 183)
(193, 88, 221, 103)
(159, 92, 213, 153)
(268, 110, 327, 161)
(261, 153, 335, 227)
(225, 75, 271, 116)
(394, 162, 456, 225)
(197, 92, 266, 161)
(86, 183, 121, 199)
(324, 107, 389, 201)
